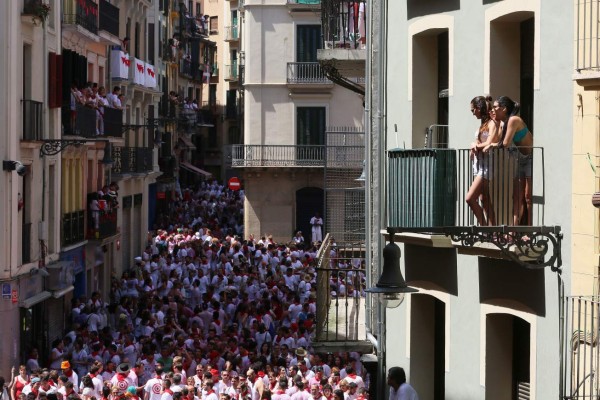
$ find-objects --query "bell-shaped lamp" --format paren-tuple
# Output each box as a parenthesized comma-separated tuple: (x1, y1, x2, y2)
(365, 229, 417, 308)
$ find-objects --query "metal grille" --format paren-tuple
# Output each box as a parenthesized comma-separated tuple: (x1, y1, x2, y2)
(324, 127, 365, 245)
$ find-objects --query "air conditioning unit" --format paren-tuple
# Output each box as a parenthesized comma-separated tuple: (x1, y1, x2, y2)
(45, 261, 75, 291)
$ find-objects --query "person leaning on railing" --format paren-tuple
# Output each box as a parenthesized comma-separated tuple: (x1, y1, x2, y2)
(484, 96, 534, 226)
(466, 95, 500, 226)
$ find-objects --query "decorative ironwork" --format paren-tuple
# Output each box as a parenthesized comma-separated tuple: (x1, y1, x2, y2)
(320, 60, 365, 95)
(388, 226, 563, 272)
(40, 140, 88, 157)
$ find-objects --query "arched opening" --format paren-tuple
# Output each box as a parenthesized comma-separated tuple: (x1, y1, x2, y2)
(410, 294, 446, 399)
(485, 313, 531, 399)
(295, 187, 324, 244)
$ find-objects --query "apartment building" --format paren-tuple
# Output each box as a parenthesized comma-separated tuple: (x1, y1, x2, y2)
(0, 0, 164, 370)
(373, 0, 574, 398)
(231, 0, 365, 242)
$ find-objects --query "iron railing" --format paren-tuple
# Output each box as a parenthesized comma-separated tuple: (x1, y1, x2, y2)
(388, 147, 545, 228)
(63, 104, 97, 137)
(98, 0, 119, 37)
(561, 296, 600, 399)
(230, 145, 326, 167)
(88, 208, 118, 240)
(576, 0, 600, 71)
(321, 0, 366, 49)
(112, 146, 153, 174)
(22, 100, 43, 141)
(315, 236, 366, 342)
(425, 124, 449, 148)
(63, 0, 99, 35)
(225, 64, 238, 81)
(62, 210, 85, 247)
(287, 62, 330, 84)
(225, 25, 239, 41)
(103, 108, 123, 138)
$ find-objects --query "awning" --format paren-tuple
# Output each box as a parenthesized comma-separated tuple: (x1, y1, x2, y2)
(52, 285, 74, 299)
(178, 136, 196, 150)
(20, 291, 52, 308)
(180, 162, 212, 178)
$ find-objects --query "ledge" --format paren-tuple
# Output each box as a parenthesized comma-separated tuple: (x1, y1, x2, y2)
(381, 230, 453, 248)
(312, 340, 373, 354)
(574, 71, 600, 90)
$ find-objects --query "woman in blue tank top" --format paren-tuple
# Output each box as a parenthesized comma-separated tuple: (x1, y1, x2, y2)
(484, 96, 533, 226)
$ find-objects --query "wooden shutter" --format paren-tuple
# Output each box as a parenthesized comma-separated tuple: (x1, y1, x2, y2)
(48, 52, 57, 108)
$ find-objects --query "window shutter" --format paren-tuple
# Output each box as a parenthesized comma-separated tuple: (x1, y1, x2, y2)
(48, 52, 57, 108)
(148, 23, 155, 64)
(55, 54, 63, 108)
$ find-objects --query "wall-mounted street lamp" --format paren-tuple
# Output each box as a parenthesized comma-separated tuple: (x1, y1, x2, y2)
(365, 228, 417, 308)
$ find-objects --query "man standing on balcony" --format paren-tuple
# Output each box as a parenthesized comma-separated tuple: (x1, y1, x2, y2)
(310, 212, 323, 244)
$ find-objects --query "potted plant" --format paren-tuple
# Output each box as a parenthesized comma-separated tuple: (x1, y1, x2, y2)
(24, 0, 51, 26)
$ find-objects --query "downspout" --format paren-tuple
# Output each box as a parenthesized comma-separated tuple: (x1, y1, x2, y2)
(363, 0, 374, 348)
(41, 8, 49, 267)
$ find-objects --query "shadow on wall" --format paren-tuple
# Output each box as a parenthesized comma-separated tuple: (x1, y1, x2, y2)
(404, 244, 458, 296)
(407, 0, 460, 19)
(479, 257, 546, 317)
(483, 0, 504, 4)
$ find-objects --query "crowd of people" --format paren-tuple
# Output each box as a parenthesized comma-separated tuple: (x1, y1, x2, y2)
(6, 180, 379, 400)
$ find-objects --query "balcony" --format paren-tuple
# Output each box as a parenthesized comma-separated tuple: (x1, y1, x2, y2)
(98, 0, 120, 40)
(225, 64, 238, 81)
(575, 0, 600, 88)
(287, 0, 321, 12)
(179, 59, 203, 81)
(312, 237, 372, 352)
(225, 25, 239, 42)
(112, 146, 154, 174)
(317, 0, 366, 78)
(87, 208, 117, 240)
(62, 105, 122, 138)
(22, 100, 43, 141)
(230, 145, 325, 167)
(63, 0, 99, 37)
(388, 147, 546, 227)
(287, 62, 333, 90)
(62, 210, 85, 247)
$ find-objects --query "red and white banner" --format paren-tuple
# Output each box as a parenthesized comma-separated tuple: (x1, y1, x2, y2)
(133, 58, 145, 85)
(110, 50, 129, 80)
(145, 62, 156, 88)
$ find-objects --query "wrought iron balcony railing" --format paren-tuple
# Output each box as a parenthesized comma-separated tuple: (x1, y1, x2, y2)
(225, 25, 239, 41)
(287, 62, 331, 84)
(62, 210, 85, 247)
(22, 100, 43, 141)
(63, 0, 99, 35)
(87, 208, 118, 240)
(313, 236, 372, 351)
(62, 105, 122, 137)
(225, 64, 238, 81)
(230, 145, 326, 167)
(388, 147, 545, 229)
(321, 0, 366, 49)
(112, 146, 153, 174)
(98, 0, 119, 37)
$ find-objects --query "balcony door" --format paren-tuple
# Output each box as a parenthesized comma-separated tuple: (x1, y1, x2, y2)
(297, 25, 321, 62)
(297, 107, 325, 146)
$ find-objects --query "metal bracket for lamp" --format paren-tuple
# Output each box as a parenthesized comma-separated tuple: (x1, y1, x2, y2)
(387, 225, 563, 273)
(446, 226, 563, 272)
(40, 140, 88, 157)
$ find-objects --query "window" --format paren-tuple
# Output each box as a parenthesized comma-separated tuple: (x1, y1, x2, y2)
(209, 84, 217, 108)
(296, 25, 321, 62)
(297, 107, 326, 145)
(210, 16, 219, 34)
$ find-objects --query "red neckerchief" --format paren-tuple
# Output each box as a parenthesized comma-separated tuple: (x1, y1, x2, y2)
(164, 389, 173, 395)
(89, 373, 96, 379)
(206, 389, 214, 395)
(116, 373, 127, 381)
(347, 373, 357, 379)
(64, 369, 73, 378)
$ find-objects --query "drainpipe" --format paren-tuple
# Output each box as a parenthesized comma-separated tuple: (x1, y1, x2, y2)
(364, 0, 373, 349)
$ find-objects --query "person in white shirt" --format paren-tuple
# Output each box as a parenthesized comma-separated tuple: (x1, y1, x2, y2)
(387, 367, 418, 400)
(309, 213, 323, 243)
